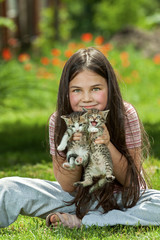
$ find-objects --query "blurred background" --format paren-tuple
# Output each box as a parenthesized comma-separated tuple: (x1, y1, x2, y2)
(0, 0, 160, 180)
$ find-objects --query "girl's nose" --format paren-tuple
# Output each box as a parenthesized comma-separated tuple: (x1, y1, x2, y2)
(82, 91, 92, 102)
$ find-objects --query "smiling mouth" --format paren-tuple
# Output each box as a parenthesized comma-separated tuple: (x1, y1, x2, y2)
(91, 121, 97, 126)
(81, 105, 97, 109)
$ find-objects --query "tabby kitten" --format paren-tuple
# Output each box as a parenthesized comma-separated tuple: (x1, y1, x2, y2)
(74, 109, 115, 193)
(57, 111, 90, 169)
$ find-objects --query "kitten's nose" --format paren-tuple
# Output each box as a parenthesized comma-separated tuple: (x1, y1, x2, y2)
(75, 122, 79, 131)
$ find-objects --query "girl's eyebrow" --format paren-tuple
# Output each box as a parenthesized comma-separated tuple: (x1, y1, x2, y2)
(70, 84, 103, 88)
(69, 86, 81, 89)
(91, 84, 103, 87)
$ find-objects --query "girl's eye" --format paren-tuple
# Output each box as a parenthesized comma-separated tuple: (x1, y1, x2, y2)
(73, 89, 81, 93)
(92, 87, 101, 91)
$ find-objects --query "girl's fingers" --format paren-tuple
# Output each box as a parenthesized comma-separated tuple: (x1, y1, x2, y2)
(72, 132, 82, 141)
(95, 137, 109, 144)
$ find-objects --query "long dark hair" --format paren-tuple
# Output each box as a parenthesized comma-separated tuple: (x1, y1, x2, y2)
(54, 47, 150, 219)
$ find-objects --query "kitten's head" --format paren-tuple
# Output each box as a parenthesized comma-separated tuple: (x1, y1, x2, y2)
(85, 109, 109, 127)
(61, 111, 88, 132)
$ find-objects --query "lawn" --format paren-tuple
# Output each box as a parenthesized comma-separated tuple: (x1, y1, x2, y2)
(0, 39, 160, 239)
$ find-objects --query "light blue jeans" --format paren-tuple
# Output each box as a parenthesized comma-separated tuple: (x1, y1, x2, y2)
(0, 176, 160, 228)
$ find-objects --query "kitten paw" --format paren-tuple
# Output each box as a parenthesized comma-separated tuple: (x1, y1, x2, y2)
(63, 162, 74, 170)
(74, 181, 92, 188)
(75, 156, 83, 165)
(88, 127, 98, 133)
(91, 129, 98, 133)
(73, 182, 82, 187)
(107, 175, 115, 182)
(57, 144, 66, 151)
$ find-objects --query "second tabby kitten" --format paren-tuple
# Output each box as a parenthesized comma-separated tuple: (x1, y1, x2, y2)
(74, 109, 115, 193)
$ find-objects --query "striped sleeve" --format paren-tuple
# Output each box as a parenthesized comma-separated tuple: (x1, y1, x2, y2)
(49, 112, 57, 155)
(124, 102, 141, 149)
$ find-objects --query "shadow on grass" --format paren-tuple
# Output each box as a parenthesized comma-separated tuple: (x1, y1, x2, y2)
(144, 121, 160, 159)
(0, 122, 51, 169)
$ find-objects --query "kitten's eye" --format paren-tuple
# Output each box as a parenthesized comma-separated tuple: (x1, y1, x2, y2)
(79, 124, 82, 126)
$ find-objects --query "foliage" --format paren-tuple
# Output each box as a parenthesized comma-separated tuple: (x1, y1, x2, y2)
(34, 7, 55, 52)
(63, 0, 98, 37)
(93, 0, 148, 37)
(0, 59, 57, 112)
(0, 17, 16, 31)
(19, 0, 160, 51)
(34, 5, 75, 52)
(59, 5, 75, 41)
(146, 13, 160, 29)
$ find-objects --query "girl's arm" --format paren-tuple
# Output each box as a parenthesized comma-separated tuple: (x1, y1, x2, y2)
(52, 155, 82, 193)
(107, 142, 141, 186)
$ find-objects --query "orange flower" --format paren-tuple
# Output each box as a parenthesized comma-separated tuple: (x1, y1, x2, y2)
(24, 63, 32, 71)
(8, 38, 18, 47)
(51, 48, 61, 57)
(94, 36, 104, 45)
(42, 72, 53, 80)
(120, 51, 129, 59)
(153, 54, 160, 65)
(81, 33, 93, 42)
(41, 57, 50, 65)
(98, 43, 113, 55)
(52, 58, 61, 66)
(64, 50, 74, 58)
(36, 68, 54, 80)
(120, 51, 130, 67)
(2, 48, 12, 61)
(68, 42, 77, 50)
(18, 53, 30, 62)
(103, 43, 113, 51)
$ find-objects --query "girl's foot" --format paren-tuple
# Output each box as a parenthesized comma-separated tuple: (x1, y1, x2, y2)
(46, 212, 82, 229)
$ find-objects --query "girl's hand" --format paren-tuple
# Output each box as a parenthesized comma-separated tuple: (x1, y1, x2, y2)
(95, 124, 110, 146)
(72, 132, 82, 141)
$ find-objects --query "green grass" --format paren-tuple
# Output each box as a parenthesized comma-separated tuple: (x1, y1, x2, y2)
(0, 218, 160, 240)
(0, 41, 160, 239)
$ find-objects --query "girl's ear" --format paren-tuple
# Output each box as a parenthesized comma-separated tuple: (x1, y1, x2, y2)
(103, 110, 110, 119)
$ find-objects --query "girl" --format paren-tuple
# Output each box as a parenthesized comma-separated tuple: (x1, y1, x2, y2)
(0, 47, 160, 229)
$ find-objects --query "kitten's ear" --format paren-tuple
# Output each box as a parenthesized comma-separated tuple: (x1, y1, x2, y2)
(61, 115, 69, 124)
(82, 107, 88, 112)
(81, 111, 88, 120)
(103, 110, 110, 119)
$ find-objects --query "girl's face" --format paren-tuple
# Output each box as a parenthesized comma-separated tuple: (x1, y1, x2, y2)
(69, 70, 108, 112)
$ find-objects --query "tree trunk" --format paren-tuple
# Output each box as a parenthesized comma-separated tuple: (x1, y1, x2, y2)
(0, 1, 8, 49)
